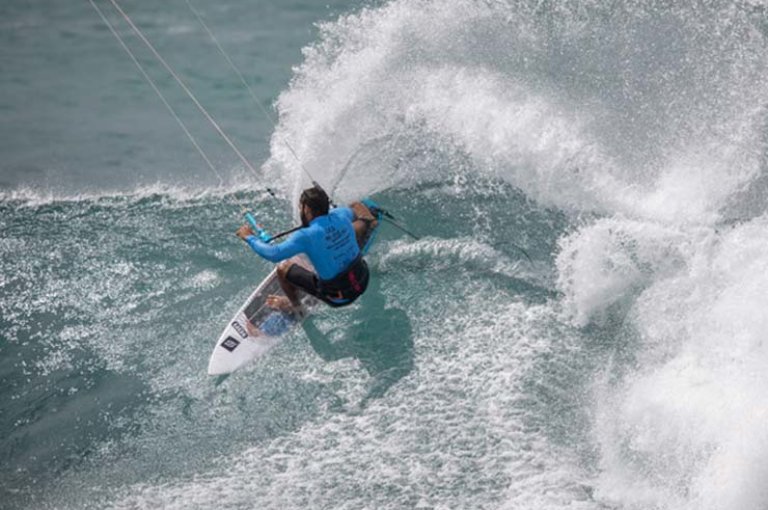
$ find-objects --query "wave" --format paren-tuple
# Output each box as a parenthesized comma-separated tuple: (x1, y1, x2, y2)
(263, 0, 768, 508)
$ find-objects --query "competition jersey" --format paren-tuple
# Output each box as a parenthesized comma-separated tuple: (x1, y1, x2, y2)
(245, 207, 360, 281)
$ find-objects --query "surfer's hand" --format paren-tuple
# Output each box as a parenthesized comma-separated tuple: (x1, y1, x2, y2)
(236, 225, 254, 240)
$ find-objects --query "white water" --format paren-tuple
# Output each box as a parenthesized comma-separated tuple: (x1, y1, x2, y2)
(579, 216, 768, 509)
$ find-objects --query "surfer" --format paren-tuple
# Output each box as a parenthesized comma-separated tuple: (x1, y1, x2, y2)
(236, 186, 377, 313)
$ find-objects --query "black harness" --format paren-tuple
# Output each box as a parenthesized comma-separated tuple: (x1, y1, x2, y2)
(318, 255, 369, 307)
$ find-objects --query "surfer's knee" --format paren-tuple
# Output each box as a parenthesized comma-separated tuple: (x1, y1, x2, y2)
(276, 261, 293, 279)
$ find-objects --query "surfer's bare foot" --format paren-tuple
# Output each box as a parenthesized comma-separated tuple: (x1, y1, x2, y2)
(266, 295, 295, 312)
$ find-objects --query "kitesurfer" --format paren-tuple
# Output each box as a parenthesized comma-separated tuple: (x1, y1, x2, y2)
(236, 186, 377, 313)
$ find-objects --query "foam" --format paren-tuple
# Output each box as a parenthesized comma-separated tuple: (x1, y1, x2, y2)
(0, 173, 276, 208)
(567, 215, 768, 509)
(377, 237, 547, 285)
(107, 295, 594, 510)
(555, 218, 694, 326)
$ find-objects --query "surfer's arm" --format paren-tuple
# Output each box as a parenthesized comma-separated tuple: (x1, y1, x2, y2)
(335, 206, 355, 222)
(245, 232, 305, 262)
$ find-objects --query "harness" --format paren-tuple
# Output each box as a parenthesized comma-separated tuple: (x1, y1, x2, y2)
(319, 255, 369, 306)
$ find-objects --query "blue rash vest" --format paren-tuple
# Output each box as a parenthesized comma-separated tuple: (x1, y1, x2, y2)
(245, 207, 360, 281)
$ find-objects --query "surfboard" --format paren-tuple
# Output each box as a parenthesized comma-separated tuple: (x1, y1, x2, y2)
(207, 200, 383, 375)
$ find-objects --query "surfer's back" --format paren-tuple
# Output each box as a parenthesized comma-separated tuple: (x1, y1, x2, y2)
(298, 207, 360, 280)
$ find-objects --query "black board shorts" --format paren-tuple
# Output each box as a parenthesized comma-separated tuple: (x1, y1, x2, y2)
(286, 259, 368, 308)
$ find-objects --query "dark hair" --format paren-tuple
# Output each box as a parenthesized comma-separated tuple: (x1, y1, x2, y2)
(300, 186, 329, 216)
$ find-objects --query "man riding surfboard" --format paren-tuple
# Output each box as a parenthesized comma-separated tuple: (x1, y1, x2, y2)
(236, 186, 377, 313)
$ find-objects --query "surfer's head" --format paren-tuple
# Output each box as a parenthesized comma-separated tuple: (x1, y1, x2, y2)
(300, 185, 329, 226)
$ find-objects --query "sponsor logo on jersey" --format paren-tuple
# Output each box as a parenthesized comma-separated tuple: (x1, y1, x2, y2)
(231, 321, 248, 339)
(221, 336, 240, 352)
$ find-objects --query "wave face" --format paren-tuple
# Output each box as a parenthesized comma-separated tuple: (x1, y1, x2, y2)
(3, 0, 768, 509)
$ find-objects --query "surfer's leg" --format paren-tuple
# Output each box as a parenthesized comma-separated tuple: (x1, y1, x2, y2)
(270, 262, 324, 312)
(275, 261, 302, 307)
(353, 219, 367, 245)
(351, 202, 378, 247)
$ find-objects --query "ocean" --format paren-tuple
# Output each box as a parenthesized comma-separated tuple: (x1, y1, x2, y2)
(2, 0, 768, 509)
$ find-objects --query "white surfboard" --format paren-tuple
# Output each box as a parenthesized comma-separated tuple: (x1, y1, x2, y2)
(207, 261, 314, 375)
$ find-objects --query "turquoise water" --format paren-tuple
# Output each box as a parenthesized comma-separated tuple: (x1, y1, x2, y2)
(3, 1, 768, 509)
